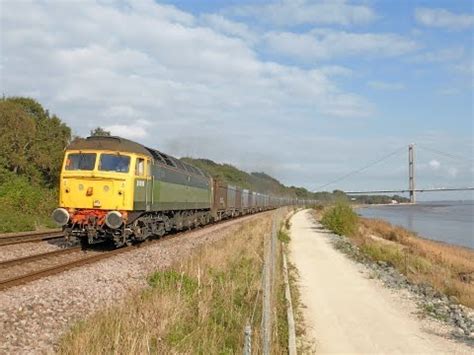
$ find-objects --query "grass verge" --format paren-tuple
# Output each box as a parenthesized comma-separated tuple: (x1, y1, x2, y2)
(278, 209, 316, 353)
(59, 214, 292, 354)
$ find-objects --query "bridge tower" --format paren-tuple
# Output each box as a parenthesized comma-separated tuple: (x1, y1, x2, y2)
(408, 144, 416, 203)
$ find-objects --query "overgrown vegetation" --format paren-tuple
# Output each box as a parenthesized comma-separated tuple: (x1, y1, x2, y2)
(59, 216, 293, 353)
(356, 219, 474, 308)
(0, 169, 57, 232)
(0, 97, 71, 232)
(278, 229, 291, 243)
(321, 202, 359, 236)
(318, 205, 474, 308)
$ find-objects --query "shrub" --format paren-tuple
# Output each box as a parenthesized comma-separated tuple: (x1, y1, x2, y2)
(0, 169, 57, 232)
(321, 202, 358, 236)
(278, 229, 291, 243)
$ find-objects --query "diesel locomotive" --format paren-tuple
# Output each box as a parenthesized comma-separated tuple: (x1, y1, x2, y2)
(52, 136, 305, 247)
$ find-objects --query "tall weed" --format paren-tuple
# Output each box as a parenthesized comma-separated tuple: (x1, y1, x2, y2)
(321, 202, 358, 236)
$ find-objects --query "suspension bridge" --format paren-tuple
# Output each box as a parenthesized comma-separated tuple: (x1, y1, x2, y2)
(317, 144, 473, 203)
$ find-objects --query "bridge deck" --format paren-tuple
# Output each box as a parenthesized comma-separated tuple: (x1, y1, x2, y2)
(345, 187, 474, 194)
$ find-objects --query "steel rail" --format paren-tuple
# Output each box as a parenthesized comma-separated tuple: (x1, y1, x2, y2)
(0, 231, 65, 247)
(0, 246, 81, 269)
(0, 247, 130, 291)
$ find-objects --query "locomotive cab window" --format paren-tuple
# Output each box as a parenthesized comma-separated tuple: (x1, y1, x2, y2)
(99, 154, 130, 173)
(65, 153, 96, 171)
(135, 158, 145, 176)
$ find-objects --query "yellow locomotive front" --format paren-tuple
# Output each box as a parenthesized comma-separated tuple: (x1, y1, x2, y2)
(59, 150, 133, 211)
(52, 136, 151, 246)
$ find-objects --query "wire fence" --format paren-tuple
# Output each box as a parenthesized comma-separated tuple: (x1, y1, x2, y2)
(243, 207, 297, 355)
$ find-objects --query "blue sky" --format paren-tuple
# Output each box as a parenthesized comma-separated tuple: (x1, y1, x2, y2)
(1, 0, 473, 200)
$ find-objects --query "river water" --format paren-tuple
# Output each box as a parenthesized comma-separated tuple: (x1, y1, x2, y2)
(356, 201, 474, 249)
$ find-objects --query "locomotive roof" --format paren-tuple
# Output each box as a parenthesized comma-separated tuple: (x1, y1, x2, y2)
(67, 136, 153, 157)
(67, 136, 208, 177)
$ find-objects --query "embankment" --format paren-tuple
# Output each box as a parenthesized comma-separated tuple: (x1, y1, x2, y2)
(315, 204, 474, 339)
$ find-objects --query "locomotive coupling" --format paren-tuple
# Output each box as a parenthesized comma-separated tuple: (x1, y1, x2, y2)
(105, 211, 123, 229)
(52, 208, 70, 226)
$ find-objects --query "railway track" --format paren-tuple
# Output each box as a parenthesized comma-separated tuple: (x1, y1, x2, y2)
(0, 232, 182, 291)
(0, 230, 64, 247)
(0, 212, 270, 291)
(0, 246, 123, 291)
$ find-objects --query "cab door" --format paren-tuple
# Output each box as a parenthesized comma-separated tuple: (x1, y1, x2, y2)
(134, 156, 152, 211)
(145, 159, 153, 211)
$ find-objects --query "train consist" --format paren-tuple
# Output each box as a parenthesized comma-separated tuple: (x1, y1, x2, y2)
(52, 136, 312, 247)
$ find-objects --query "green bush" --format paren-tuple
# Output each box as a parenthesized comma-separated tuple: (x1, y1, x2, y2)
(0, 169, 57, 232)
(321, 202, 359, 236)
(278, 229, 291, 243)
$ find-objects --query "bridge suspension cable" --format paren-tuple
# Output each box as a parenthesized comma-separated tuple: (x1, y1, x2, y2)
(417, 145, 473, 163)
(315, 146, 406, 191)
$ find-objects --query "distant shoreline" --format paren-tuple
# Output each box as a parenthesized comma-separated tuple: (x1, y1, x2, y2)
(354, 202, 413, 208)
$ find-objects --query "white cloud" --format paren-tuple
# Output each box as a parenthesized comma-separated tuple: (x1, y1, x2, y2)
(104, 124, 149, 139)
(411, 47, 465, 63)
(102, 105, 142, 119)
(7, 1, 470, 193)
(320, 65, 353, 77)
(200, 14, 257, 44)
(264, 29, 418, 61)
(2, 0, 373, 147)
(429, 159, 441, 170)
(453, 61, 474, 76)
(415, 8, 474, 30)
(226, 0, 376, 27)
(368, 81, 405, 91)
(436, 88, 461, 96)
(447, 167, 459, 177)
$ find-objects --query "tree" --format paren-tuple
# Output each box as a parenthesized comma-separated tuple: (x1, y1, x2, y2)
(0, 100, 36, 175)
(90, 127, 111, 137)
(0, 97, 71, 185)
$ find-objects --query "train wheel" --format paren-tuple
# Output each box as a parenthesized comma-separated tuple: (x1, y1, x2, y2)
(132, 219, 152, 241)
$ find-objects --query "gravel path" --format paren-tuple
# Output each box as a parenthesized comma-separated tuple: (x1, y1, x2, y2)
(0, 213, 267, 354)
(289, 210, 473, 354)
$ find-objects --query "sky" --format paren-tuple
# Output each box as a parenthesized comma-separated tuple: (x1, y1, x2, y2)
(1, 0, 473, 200)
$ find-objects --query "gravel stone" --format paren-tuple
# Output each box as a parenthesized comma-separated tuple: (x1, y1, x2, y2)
(0, 240, 65, 262)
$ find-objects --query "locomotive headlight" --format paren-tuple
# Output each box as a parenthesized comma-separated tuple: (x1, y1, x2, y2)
(105, 211, 123, 229)
(52, 208, 69, 226)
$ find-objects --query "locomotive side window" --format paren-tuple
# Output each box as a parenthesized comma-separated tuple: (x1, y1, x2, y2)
(99, 154, 130, 173)
(135, 158, 145, 176)
(65, 153, 96, 171)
